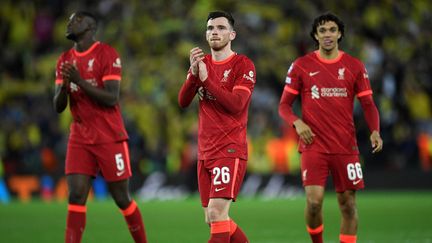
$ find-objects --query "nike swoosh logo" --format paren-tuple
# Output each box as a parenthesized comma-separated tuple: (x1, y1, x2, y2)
(116, 170, 125, 177)
(353, 180, 362, 185)
(309, 71, 320, 76)
(215, 187, 226, 192)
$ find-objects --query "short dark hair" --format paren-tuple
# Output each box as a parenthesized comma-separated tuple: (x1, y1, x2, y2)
(75, 11, 98, 30)
(310, 13, 344, 45)
(207, 11, 235, 29)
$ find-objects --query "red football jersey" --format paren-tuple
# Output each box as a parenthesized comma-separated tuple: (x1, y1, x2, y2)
(181, 53, 256, 160)
(283, 51, 372, 154)
(55, 42, 128, 144)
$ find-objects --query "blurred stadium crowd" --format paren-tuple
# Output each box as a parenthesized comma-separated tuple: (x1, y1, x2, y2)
(0, 0, 431, 201)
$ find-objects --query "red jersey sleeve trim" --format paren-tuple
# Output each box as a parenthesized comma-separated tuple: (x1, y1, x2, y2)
(102, 75, 121, 81)
(212, 53, 236, 65)
(284, 86, 299, 95)
(356, 90, 373, 97)
(314, 50, 344, 64)
(72, 42, 100, 57)
(233, 85, 251, 95)
(55, 79, 63, 84)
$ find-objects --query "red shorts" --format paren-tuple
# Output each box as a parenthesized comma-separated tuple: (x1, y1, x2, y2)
(65, 140, 132, 182)
(198, 158, 247, 207)
(301, 151, 364, 192)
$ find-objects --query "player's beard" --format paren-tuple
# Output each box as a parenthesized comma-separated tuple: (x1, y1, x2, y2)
(209, 40, 229, 52)
(66, 32, 78, 41)
(66, 29, 87, 42)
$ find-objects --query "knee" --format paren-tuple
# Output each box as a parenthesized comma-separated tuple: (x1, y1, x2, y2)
(340, 201, 357, 218)
(207, 207, 224, 223)
(307, 199, 323, 216)
(68, 188, 88, 205)
(204, 211, 210, 225)
(112, 194, 131, 209)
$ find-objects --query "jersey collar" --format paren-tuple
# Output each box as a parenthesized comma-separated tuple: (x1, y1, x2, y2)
(73, 41, 100, 57)
(212, 52, 237, 65)
(314, 50, 344, 64)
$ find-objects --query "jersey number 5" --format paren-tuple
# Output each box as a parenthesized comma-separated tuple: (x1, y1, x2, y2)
(347, 162, 363, 180)
(213, 167, 230, 185)
(115, 153, 125, 171)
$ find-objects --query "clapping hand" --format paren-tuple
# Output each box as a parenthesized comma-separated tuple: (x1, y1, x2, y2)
(61, 62, 82, 86)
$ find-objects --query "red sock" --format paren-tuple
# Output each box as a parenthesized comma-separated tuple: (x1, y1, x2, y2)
(229, 220, 249, 243)
(209, 220, 230, 243)
(307, 224, 323, 243)
(340, 234, 357, 243)
(121, 200, 147, 243)
(65, 204, 86, 243)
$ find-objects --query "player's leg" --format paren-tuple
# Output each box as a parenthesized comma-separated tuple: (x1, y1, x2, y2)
(330, 154, 363, 243)
(67, 174, 93, 205)
(107, 179, 147, 243)
(304, 185, 325, 243)
(207, 198, 232, 243)
(204, 199, 249, 243)
(107, 179, 131, 208)
(205, 158, 248, 243)
(198, 160, 219, 240)
(65, 174, 92, 243)
(97, 141, 147, 243)
(337, 190, 358, 243)
(64, 142, 96, 243)
(301, 151, 329, 243)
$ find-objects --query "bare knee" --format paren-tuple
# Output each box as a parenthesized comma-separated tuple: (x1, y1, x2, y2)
(68, 187, 89, 205)
(207, 206, 224, 222)
(339, 199, 357, 219)
(108, 180, 131, 209)
(338, 191, 357, 219)
(67, 176, 91, 205)
(204, 209, 210, 225)
(306, 198, 323, 217)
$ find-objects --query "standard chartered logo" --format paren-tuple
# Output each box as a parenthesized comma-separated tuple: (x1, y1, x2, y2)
(311, 85, 347, 99)
(311, 85, 320, 99)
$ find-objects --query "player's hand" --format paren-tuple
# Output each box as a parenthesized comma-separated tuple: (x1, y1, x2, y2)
(198, 61, 208, 82)
(293, 119, 315, 144)
(370, 130, 383, 153)
(61, 62, 82, 86)
(189, 47, 205, 76)
(59, 62, 71, 91)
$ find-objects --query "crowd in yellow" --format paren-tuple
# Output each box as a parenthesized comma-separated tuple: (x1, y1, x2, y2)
(0, 0, 431, 201)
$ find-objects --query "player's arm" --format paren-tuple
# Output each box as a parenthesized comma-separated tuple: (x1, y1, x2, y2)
(61, 63, 119, 106)
(279, 62, 315, 144)
(357, 92, 383, 153)
(197, 58, 254, 115)
(178, 71, 199, 108)
(178, 47, 204, 108)
(53, 82, 69, 113)
(53, 60, 69, 113)
(279, 87, 315, 144)
(355, 63, 383, 153)
(202, 79, 251, 115)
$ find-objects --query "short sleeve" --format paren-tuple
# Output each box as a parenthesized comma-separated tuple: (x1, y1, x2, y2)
(232, 57, 256, 95)
(101, 46, 122, 82)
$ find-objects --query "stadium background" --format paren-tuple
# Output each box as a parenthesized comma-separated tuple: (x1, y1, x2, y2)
(0, 0, 431, 242)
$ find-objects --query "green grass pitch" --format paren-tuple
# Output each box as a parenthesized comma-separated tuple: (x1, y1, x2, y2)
(0, 191, 431, 242)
